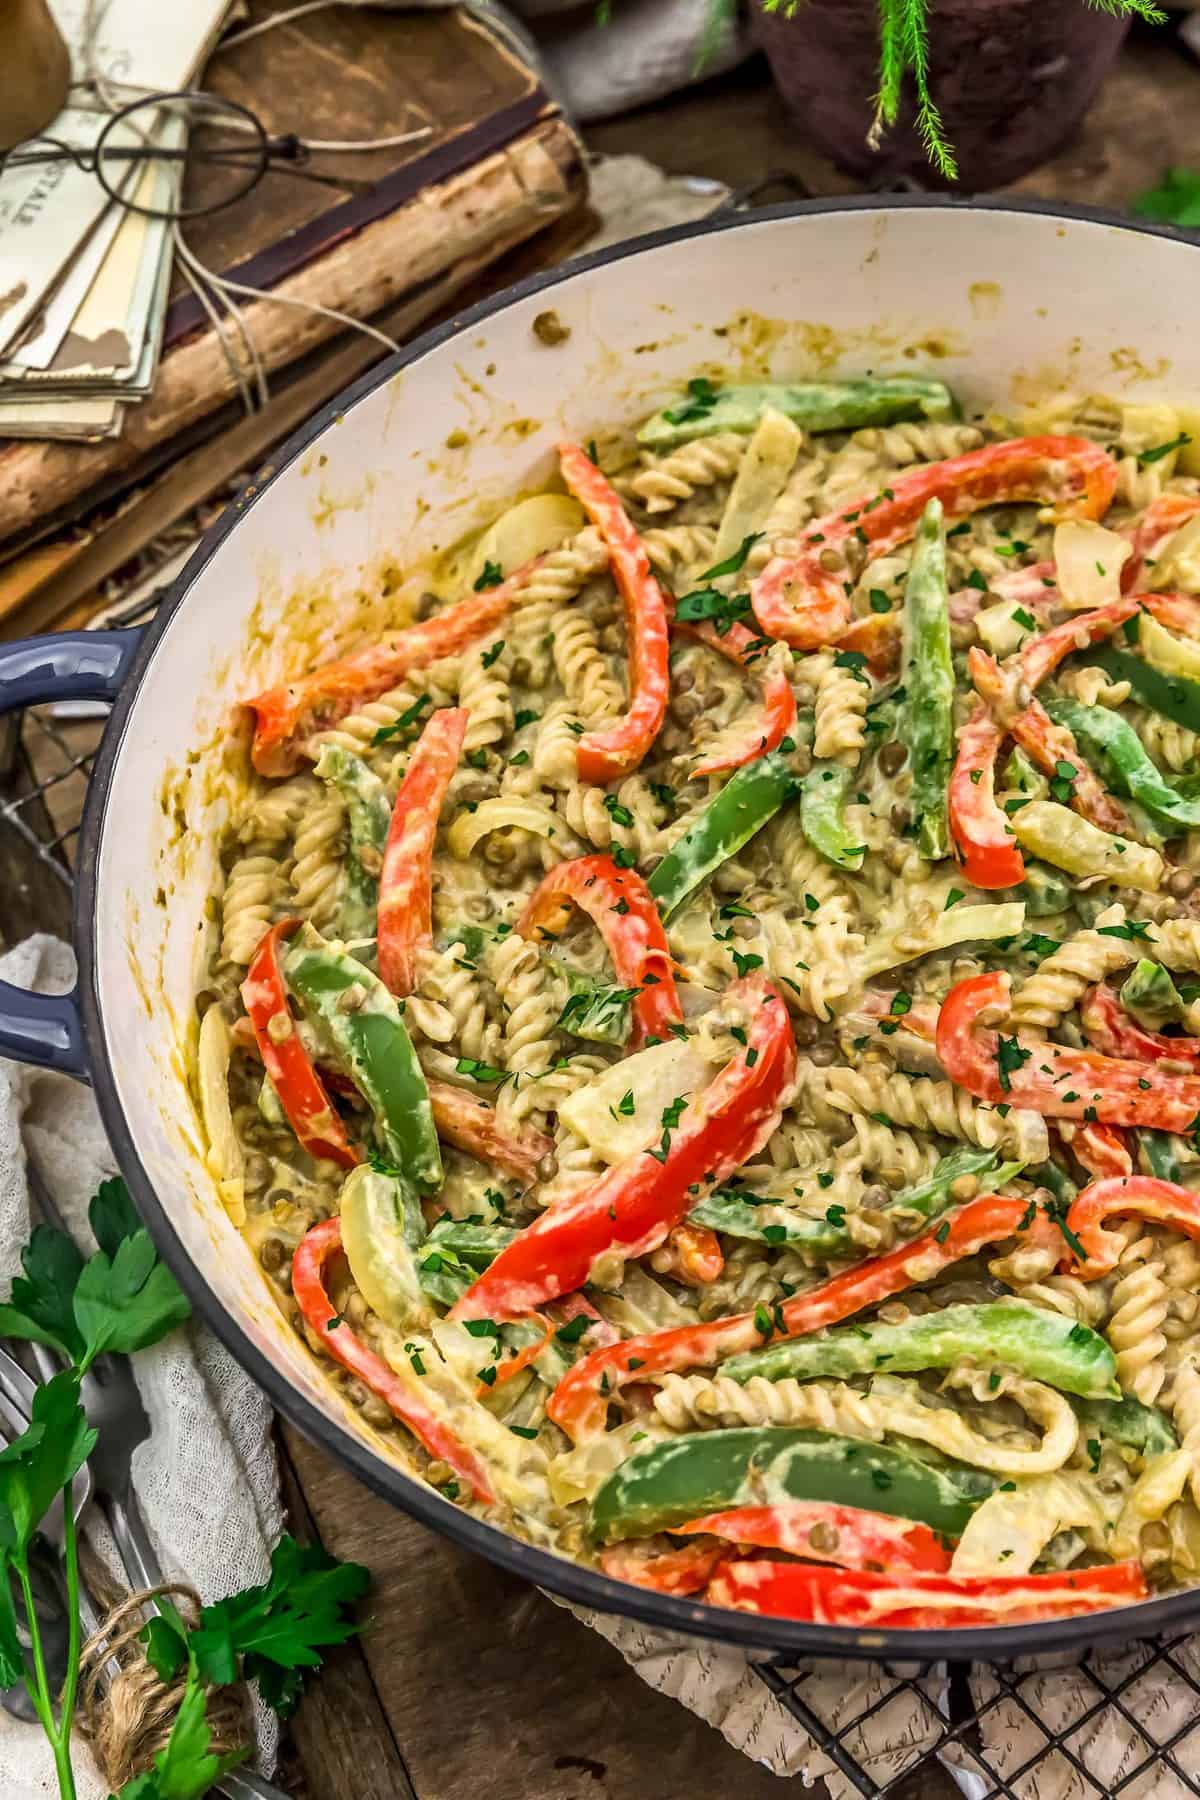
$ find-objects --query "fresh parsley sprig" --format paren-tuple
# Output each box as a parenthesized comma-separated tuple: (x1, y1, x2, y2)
(0, 1179, 368, 1800)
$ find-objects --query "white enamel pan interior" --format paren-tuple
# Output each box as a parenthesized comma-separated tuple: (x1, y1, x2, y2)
(71, 198, 1200, 1659)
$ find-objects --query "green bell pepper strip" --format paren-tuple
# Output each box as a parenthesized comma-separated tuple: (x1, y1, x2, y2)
(1015, 864, 1073, 918)
(718, 1300, 1119, 1399)
(589, 1426, 992, 1544)
(647, 750, 799, 920)
(1122, 960, 1187, 1031)
(313, 744, 391, 939)
(800, 764, 865, 871)
(1074, 1394, 1177, 1459)
(637, 376, 957, 451)
(1046, 700, 1200, 831)
(1031, 1159, 1078, 1208)
(1138, 1129, 1190, 1184)
(284, 931, 442, 1190)
(689, 1147, 1016, 1260)
(899, 497, 954, 859)
(1091, 644, 1200, 736)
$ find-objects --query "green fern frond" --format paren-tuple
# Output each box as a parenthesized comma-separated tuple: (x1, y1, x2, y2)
(898, 0, 958, 180)
(742, 0, 1163, 180)
(1085, 0, 1166, 20)
(870, 0, 905, 139)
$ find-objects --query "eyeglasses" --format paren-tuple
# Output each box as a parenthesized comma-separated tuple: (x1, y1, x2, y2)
(0, 89, 374, 221)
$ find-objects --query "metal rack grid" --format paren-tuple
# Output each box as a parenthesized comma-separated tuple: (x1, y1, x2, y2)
(759, 1638, 1200, 1798)
(6, 605, 1200, 1800)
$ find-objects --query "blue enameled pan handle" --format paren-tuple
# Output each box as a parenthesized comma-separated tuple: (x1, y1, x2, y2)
(0, 630, 144, 1077)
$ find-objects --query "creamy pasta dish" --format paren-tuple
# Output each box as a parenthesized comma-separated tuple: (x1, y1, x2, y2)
(197, 372, 1200, 1630)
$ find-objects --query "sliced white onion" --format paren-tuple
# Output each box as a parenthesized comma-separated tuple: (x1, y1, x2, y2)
(1053, 519, 1130, 612)
(196, 1006, 245, 1226)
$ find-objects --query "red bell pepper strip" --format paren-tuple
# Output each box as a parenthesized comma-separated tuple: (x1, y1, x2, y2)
(241, 921, 360, 1170)
(425, 1079, 551, 1183)
(750, 436, 1117, 649)
(1141, 591, 1200, 636)
(246, 588, 518, 778)
(559, 441, 670, 784)
(450, 976, 795, 1323)
(377, 706, 467, 997)
(1122, 494, 1200, 591)
(969, 648, 1133, 837)
(481, 1316, 555, 1397)
(705, 1560, 1147, 1628)
(1062, 1121, 1133, 1181)
(836, 609, 902, 674)
(548, 1190, 1054, 1442)
(599, 1540, 731, 1596)
(677, 1502, 953, 1573)
(936, 969, 1200, 1132)
(675, 622, 797, 778)
(292, 1218, 496, 1503)
(948, 705, 1025, 890)
(1065, 1174, 1200, 1279)
(991, 560, 1057, 608)
(1080, 983, 1200, 1069)
(517, 852, 683, 1049)
(1017, 594, 1141, 692)
(653, 1221, 725, 1287)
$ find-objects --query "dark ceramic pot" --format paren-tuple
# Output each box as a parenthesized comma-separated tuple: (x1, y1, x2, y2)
(755, 0, 1130, 191)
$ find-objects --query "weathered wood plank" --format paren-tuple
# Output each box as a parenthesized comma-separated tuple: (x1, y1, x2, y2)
(276, 1427, 419, 1800)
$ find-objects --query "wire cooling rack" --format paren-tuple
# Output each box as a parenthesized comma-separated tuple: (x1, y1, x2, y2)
(7, 562, 1200, 1800)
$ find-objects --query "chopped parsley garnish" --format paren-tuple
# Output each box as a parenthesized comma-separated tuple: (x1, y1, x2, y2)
(455, 1056, 511, 1085)
(473, 560, 504, 590)
(663, 376, 718, 427)
(698, 534, 762, 579)
(372, 691, 431, 745)
(995, 1035, 1031, 1093)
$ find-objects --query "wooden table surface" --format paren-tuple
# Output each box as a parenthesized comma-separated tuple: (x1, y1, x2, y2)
(5, 23, 1200, 1800)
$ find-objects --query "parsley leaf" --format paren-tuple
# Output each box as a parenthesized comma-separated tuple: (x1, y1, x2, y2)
(663, 376, 718, 427)
(0, 1178, 188, 1367)
(674, 587, 752, 635)
(0, 1371, 95, 1558)
(1138, 432, 1193, 466)
(372, 692, 431, 746)
(117, 1672, 248, 1798)
(0, 1223, 86, 1361)
(698, 534, 762, 580)
(455, 1057, 511, 1085)
(995, 1035, 1031, 1094)
(473, 560, 504, 591)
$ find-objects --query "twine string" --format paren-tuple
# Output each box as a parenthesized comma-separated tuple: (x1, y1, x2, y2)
(67, 0, 431, 416)
(74, 1547, 251, 1791)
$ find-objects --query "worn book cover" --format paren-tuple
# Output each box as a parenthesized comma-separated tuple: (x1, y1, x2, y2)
(0, 3, 584, 549)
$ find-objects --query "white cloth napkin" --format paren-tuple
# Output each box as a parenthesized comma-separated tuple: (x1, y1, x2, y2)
(0, 935, 282, 1800)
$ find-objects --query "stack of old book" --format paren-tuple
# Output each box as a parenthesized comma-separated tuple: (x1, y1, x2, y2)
(0, 0, 586, 638)
(0, 1, 231, 442)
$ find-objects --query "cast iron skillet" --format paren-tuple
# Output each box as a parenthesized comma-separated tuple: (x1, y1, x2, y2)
(8, 194, 1200, 1664)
